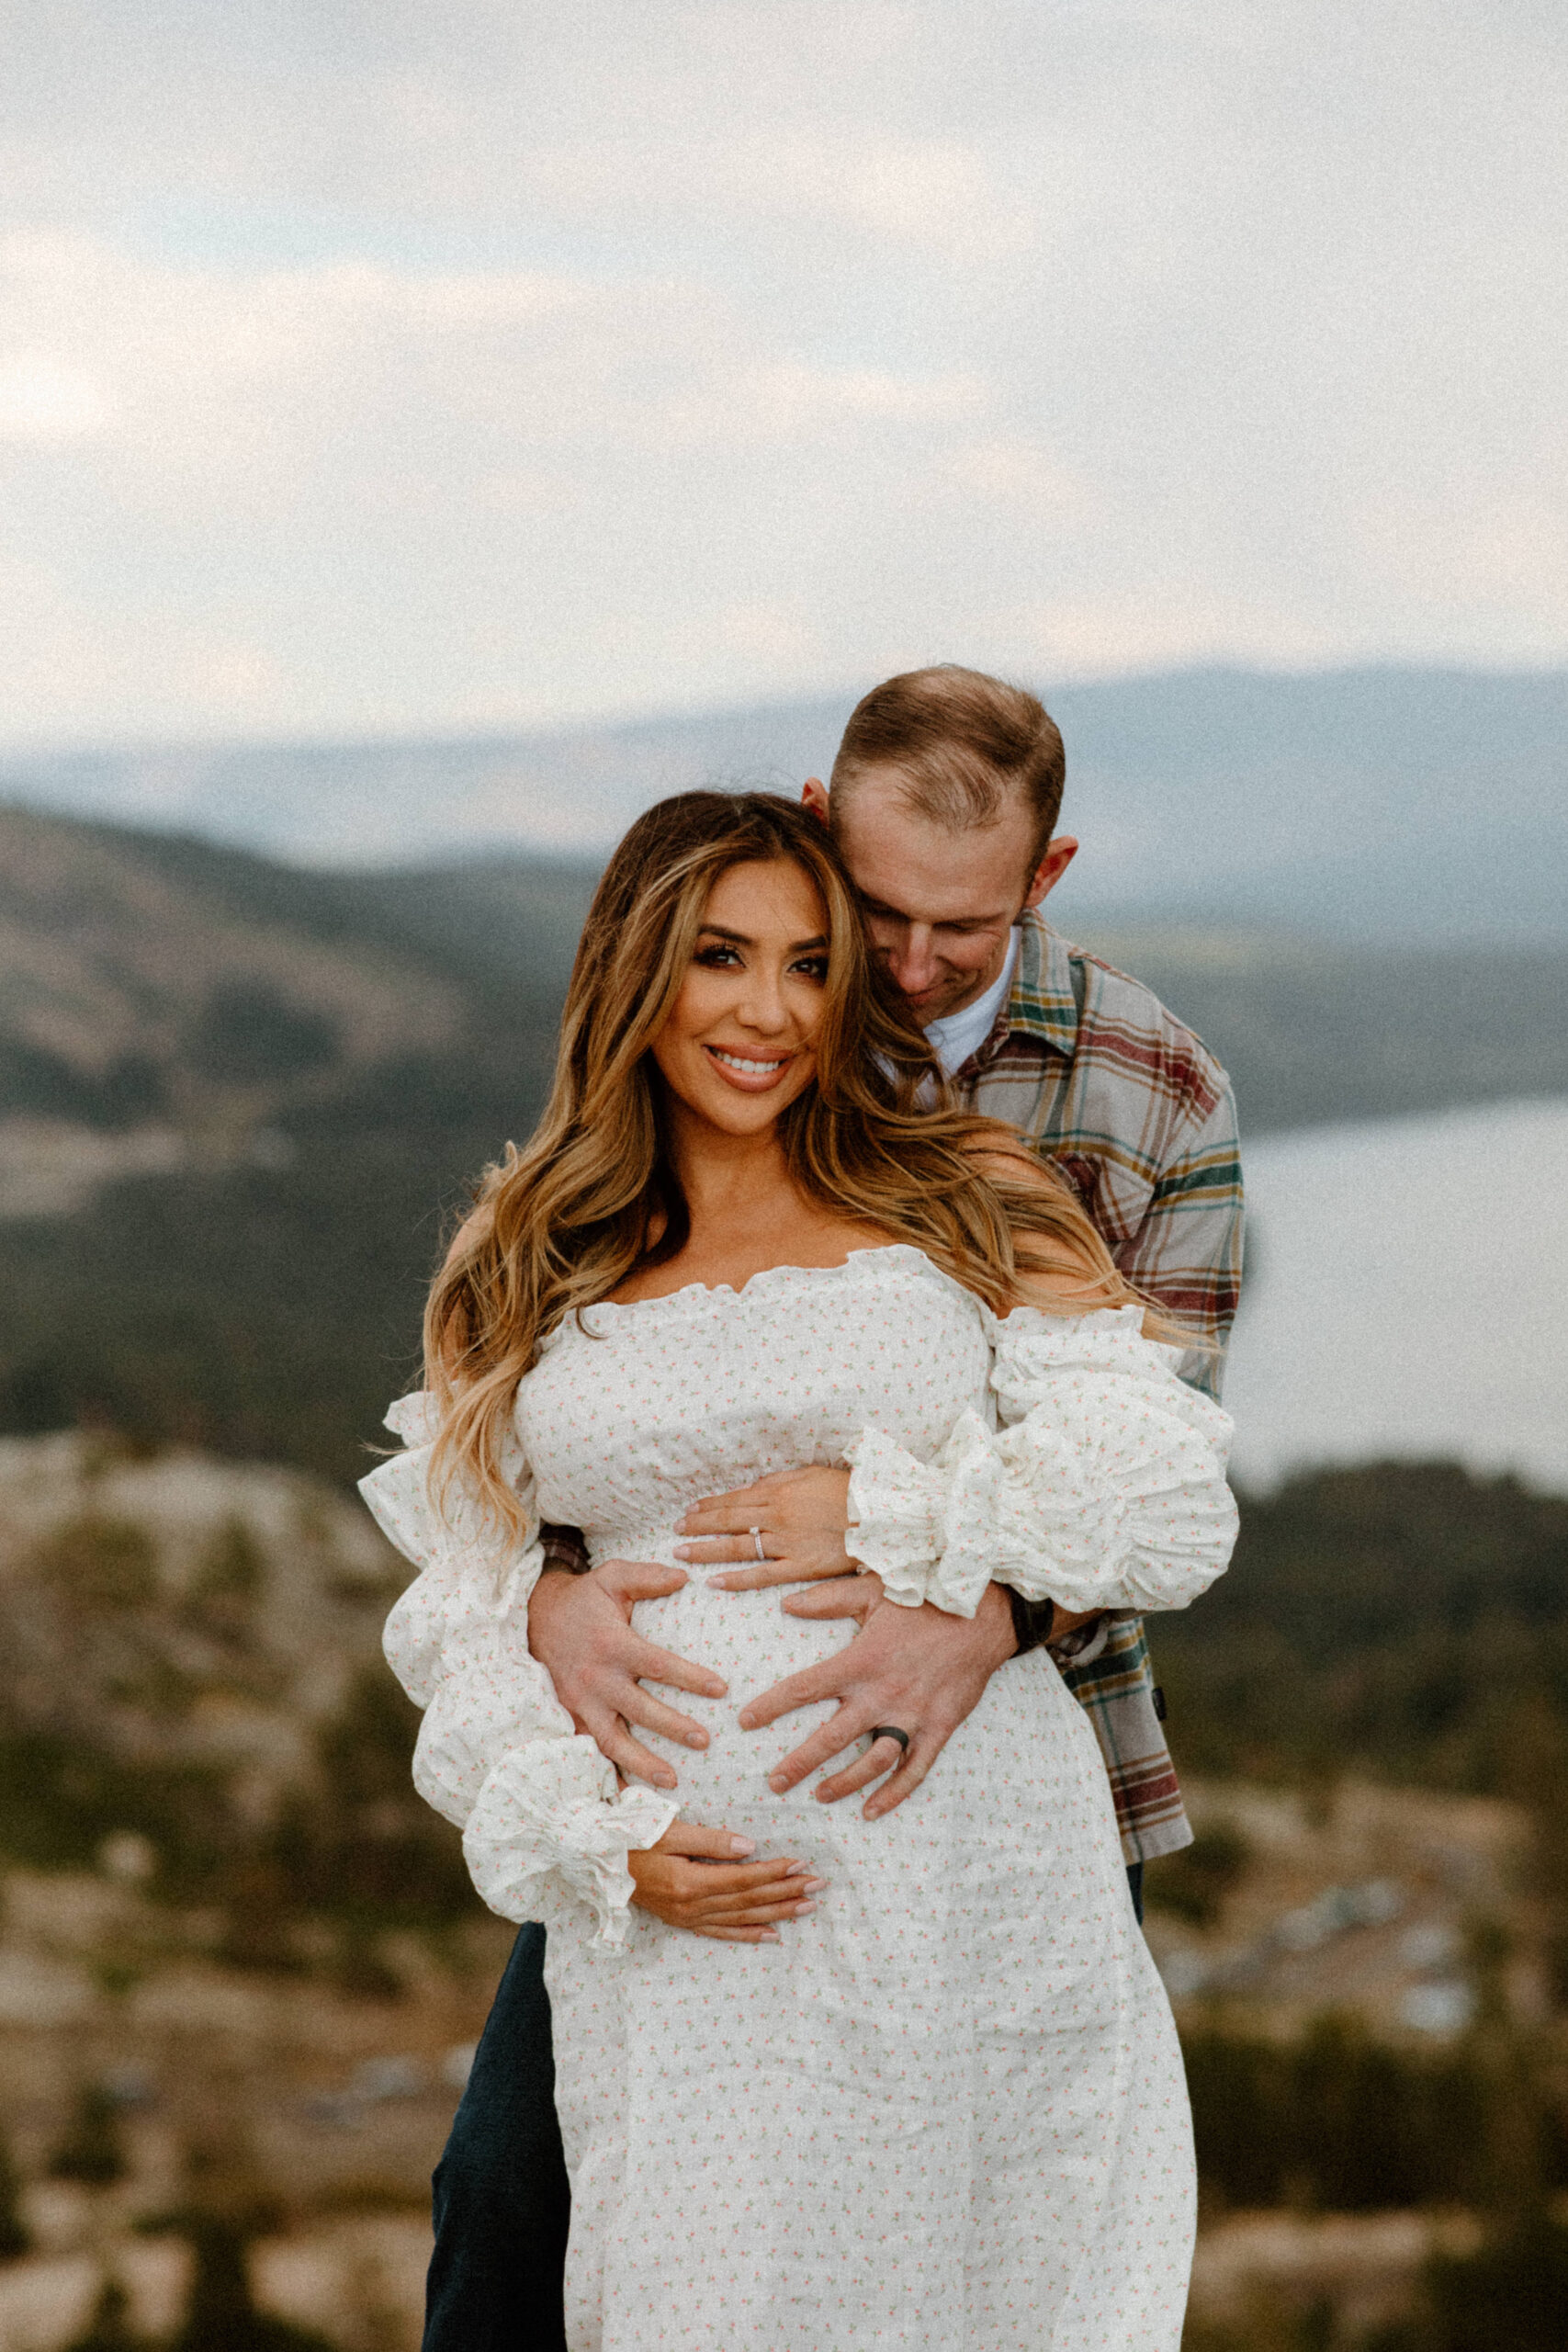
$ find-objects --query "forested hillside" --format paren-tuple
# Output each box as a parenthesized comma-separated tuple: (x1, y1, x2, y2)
(2, 804, 1565, 1481)
(0, 811, 593, 1475)
(1155, 1460, 1568, 1798)
(3, 797, 1567, 2346)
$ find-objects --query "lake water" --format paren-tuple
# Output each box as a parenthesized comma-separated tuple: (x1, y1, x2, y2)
(1223, 1096, 1568, 1496)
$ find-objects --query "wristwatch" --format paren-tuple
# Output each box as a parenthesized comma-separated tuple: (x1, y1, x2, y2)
(1009, 1593, 1110, 1667)
(1007, 1589, 1055, 1657)
(540, 1523, 592, 1574)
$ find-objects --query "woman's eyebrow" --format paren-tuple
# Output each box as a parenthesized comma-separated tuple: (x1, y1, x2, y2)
(697, 924, 828, 951)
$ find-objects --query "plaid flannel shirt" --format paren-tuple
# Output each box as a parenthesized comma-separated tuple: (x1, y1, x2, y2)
(951, 910, 1243, 1862)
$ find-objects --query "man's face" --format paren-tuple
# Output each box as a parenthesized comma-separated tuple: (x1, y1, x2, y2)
(811, 767, 1077, 1028)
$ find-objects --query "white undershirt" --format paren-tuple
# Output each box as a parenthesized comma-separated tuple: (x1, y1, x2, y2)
(924, 928, 1021, 1078)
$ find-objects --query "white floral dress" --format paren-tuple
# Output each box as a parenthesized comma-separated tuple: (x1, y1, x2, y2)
(361, 1246, 1237, 2352)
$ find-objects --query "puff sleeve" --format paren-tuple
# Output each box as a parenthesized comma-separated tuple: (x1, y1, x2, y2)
(844, 1306, 1237, 1621)
(359, 1393, 677, 1949)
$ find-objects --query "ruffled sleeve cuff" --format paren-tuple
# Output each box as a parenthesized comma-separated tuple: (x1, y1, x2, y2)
(360, 1388, 546, 1710)
(464, 1738, 680, 1950)
(844, 1427, 945, 1605)
(846, 1413, 1012, 1618)
(360, 1391, 678, 1949)
(845, 1307, 1237, 1621)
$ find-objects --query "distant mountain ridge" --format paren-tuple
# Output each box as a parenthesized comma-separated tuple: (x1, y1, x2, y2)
(3, 664, 1564, 944)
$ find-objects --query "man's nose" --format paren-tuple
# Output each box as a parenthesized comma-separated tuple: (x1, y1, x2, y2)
(886, 928, 939, 996)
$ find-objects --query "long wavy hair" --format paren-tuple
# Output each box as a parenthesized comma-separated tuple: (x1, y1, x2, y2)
(424, 790, 1157, 1534)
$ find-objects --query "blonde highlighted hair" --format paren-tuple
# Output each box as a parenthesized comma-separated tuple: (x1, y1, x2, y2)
(424, 790, 1156, 1534)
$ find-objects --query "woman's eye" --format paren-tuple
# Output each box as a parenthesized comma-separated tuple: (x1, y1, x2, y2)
(694, 944, 742, 968)
(792, 956, 829, 981)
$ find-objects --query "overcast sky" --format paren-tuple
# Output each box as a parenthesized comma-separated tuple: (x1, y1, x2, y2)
(1, 2, 1563, 747)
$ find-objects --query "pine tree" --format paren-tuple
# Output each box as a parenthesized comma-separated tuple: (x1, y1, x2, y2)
(64, 2280, 148, 2352)
(48, 2086, 127, 2188)
(0, 2116, 30, 2259)
(170, 2217, 335, 2352)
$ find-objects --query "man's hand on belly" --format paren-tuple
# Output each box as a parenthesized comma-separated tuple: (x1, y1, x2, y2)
(736, 1577, 1019, 1820)
(528, 1561, 730, 1792)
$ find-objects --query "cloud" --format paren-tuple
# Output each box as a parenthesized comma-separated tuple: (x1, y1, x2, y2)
(945, 439, 1101, 526)
(0, 355, 111, 445)
(1015, 593, 1345, 683)
(0, 3, 1562, 743)
(0, 544, 288, 740)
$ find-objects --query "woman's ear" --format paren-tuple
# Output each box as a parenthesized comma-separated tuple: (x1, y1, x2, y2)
(801, 777, 830, 825)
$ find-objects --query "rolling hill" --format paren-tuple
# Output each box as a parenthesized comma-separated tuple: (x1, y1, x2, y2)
(0, 810, 585, 1474)
(0, 804, 1564, 1481)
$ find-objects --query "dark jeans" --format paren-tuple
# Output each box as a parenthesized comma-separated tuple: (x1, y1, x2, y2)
(423, 1864, 1146, 2350)
(424, 1924, 570, 2352)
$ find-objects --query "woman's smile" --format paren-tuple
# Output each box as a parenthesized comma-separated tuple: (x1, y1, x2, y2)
(704, 1043, 797, 1091)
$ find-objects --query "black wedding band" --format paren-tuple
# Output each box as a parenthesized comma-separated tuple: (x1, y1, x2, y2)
(869, 1724, 910, 1753)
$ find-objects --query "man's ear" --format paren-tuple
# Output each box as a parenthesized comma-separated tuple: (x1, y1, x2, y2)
(1023, 835, 1078, 910)
(801, 776, 830, 825)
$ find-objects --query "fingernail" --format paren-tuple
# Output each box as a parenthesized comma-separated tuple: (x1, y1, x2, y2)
(727, 1838, 755, 1857)
(762, 1929, 780, 1943)
(785, 1862, 811, 1877)
(673, 1543, 693, 1558)
(794, 1901, 816, 1917)
(803, 1878, 828, 1894)
(686, 1732, 707, 1748)
(767, 1772, 787, 1792)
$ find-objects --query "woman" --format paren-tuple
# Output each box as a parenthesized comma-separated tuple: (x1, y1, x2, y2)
(361, 792, 1236, 2351)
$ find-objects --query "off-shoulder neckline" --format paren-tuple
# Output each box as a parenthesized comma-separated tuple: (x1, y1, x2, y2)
(568, 1245, 1149, 1337)
(591, 1241, 946, 1316)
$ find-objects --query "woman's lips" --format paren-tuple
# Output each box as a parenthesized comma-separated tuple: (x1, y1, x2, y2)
(704, 1044, 795, 1092)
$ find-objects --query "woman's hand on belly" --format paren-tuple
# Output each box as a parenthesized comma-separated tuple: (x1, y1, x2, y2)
(527, 1558, 730, 1790)
(674, 1465, 856, 1590)
(629, 1819, 825, 1945)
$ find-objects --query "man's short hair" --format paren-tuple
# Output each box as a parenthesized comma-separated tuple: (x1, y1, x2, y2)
(829, 665, 1066, 857)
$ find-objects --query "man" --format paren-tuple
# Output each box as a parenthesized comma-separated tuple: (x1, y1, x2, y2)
(422, 666, 1244, 2350)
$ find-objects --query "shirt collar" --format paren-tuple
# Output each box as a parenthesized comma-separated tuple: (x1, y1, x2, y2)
(925, 927, 1021, 1078)
(998, 908, 1080, 1059)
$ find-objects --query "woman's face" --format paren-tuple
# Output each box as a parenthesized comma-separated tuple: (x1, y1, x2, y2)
(649, 858, 830, 1140)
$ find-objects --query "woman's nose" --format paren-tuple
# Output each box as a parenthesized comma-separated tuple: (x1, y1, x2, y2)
(735, 972, 792, 1032)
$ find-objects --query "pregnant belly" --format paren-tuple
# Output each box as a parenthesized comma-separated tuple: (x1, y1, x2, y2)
(626, 1552, 851, 1858)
